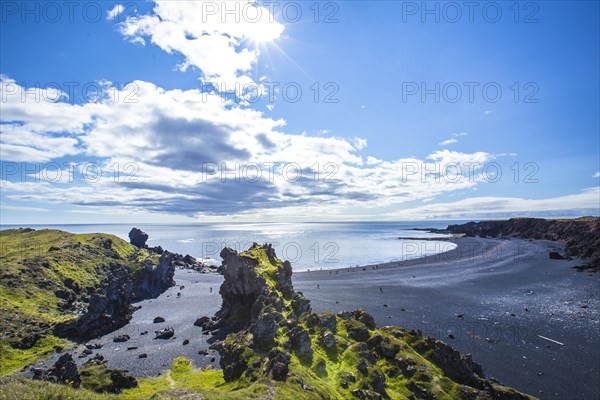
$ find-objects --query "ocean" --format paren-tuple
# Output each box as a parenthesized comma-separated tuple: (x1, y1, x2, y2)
(0, 221, 464, 271)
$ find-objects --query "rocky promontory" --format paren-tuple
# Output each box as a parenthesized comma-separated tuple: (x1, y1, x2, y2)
(207, 243, 534, 399)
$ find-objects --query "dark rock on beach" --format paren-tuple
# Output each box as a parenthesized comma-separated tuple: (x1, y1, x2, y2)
(155, 327, 175, 340)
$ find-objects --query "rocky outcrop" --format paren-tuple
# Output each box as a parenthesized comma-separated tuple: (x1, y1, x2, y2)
(214, 245, 269, 323)
(209, 243, 532, 399)
(128, 227, 165, 254)
(443, 217, 600, 271)
(55, 264, 135, 339)
(128, 228, 149, 248)
(32, 353, 80, 388)
(54, 230, 178, 341)
(134, 252, 176, 300)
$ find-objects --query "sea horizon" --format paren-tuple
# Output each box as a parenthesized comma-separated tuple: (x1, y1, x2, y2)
(0, 221, 466, 271)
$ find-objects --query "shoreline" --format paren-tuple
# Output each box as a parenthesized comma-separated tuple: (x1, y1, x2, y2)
(28, 236, 599, 399)
(295, 236, 600, 400)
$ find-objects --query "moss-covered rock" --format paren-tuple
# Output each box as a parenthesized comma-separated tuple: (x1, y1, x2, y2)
(205, 243, 535, 400)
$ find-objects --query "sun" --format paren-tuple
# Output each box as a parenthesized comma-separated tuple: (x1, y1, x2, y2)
(246, 21, 284, 45)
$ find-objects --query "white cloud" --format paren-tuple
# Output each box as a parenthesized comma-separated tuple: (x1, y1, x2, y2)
(107, 4, 125, 20)
(0, 78, 501, 216)
(0, 204, 49, 212)
(438, 138, 457, 146)
(439, 132, 467, 146)
(484, 110, 493, 115)
(384, 187, 600, 220)
(594, 171, 600, 178)
(117, 0, 285, 87)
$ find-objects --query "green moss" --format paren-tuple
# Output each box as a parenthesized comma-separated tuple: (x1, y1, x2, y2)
(0, 336, 70, 375)
(0, 228, 156, 375)
(240, 244, 281, 289)
(79, 364, 115, 393)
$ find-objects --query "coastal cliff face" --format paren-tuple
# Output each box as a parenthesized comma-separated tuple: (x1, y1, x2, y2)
(133, 251, 176, 301)
(54, 264, 136, 339)
(208, 243, 533, 399)
(0, 228, 177, 373)
(54, 229, 177, 340)
(445, 217, 600, 271)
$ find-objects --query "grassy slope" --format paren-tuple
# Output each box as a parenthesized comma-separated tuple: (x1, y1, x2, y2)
(0, 228, 157, 375)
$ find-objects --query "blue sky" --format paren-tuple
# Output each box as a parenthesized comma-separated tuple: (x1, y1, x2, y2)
(0, 0, 598, 223)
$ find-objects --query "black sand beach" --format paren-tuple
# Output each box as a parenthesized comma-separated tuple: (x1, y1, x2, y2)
(38, 237, 599, 400)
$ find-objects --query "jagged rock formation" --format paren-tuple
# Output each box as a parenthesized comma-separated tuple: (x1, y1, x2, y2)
(134, 252, 176, 300)
(55, 265, 135, 339)
(210, 243, 533, 399)
(443, 217, 600, 271)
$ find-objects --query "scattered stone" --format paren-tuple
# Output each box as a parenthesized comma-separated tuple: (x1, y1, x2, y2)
(127, 346, 138, 351)
(198, 350, 209, 356)
(140, 331, 148, 336)
(113, 334, 130, 343)
(549, 251, 564, 260)
(155, 327, 175, 340)
(183, 339, 190, 345)
(448, 333, 455, 339)
(153, 316, 165, 323)
(337, 310, 353, 320)
(194, 316, 214, 331)
(78, 349, 93, 358)
(138, 354, 147, 359)
(345, 320, 370, 342)
(317, 312, 337, 333)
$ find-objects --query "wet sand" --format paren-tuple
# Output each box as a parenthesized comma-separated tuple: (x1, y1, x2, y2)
(36, 237, 599, 399)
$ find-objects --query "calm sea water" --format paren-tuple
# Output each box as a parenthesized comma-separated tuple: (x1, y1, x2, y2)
(0, 221, 463, 271)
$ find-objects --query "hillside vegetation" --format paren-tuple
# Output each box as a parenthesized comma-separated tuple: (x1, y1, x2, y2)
(0, 228, 159, 374)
